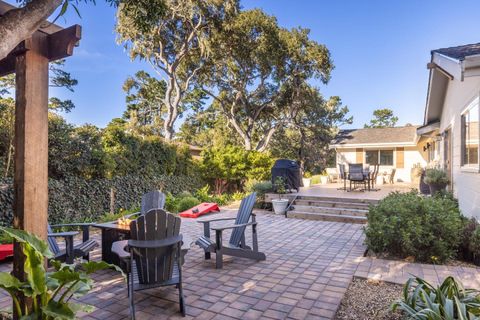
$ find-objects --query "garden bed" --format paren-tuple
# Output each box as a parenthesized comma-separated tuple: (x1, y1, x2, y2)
(335, 278, 403, 320)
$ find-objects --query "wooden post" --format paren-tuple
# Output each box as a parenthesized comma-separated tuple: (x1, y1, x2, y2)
(12, 32, 49, 282)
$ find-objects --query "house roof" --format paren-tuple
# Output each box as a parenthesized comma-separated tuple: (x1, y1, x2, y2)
(330, 126, 420, 148)
(432, 43, 480, 61)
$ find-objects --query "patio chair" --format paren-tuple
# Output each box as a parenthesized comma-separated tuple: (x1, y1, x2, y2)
(326, 167, 339, 182)
(195, 192, 266, 269)
(124, 190, 166, 219)
(127, 209, 185, 318)
(348, 163, 367, 191)
(388, 168, 396, 184)
(48, 223, 99, 264)
(337, 164, 347, 190)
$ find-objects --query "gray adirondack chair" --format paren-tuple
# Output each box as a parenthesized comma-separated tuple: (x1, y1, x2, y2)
(47, 223, 98, 264)
(195, 192, 266, 269)
(124, 190, 166, 220)
(128, 209, 185, 318)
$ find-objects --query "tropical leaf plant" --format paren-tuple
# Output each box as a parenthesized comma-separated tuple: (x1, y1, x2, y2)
(0, 227, 124, 319)
(392, 276, 480, 319)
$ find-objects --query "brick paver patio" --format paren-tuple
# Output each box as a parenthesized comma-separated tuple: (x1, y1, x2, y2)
(355, 257, 480, 289)
(1, 210, 477, 319)
(0, 210, 366, 319)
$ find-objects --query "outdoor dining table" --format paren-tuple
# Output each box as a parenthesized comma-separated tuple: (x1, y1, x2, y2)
(92, 221, 191, 267)
(342, 169, 374, 191)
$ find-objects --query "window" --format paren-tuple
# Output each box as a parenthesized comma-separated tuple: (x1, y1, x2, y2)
(380, 150, 394, 165)
(365, 150, 378, 165)
(462, 98, 479, 167)
(365, 150, 394, 166)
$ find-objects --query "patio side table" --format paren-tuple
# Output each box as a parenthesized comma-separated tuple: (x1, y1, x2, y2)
(92, 222, 131, 266)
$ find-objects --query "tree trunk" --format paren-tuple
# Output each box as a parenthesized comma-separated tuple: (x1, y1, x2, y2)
(0, 0, 63, 60)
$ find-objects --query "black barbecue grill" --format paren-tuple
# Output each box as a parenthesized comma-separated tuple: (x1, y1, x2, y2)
(271, 159, 301, 192)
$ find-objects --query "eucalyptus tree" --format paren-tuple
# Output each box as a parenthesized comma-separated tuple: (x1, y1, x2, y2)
(116, 0, 238, 142)
(200, 9, 333, 151)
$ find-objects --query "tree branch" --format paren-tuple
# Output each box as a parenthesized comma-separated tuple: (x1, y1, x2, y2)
(0, 0, 63, 60)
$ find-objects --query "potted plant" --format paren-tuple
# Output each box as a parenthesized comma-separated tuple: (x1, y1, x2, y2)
(320, 171, 328, 185)
(424, 168, 449, 195)
(271, 176, 289, 215)
(302, 171, 312, 188)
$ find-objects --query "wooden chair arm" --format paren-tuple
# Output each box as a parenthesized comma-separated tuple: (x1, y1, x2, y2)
(50, 223, 92, 242)
(48, 231, 78, 238)
(197, 217, 236, 224)
(211, 222, 256, 231)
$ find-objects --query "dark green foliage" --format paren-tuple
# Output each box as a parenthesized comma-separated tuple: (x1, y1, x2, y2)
(364, 190, 463, 263)
(176, 197, 201, 213)
(0, 174, 203, 225)
(200, 146, 274, 193)
(392, 276, 480, 319)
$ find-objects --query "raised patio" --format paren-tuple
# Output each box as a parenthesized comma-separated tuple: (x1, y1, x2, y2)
(266, 182, 417, 202)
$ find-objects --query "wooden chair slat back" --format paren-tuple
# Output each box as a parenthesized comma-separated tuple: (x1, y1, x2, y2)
(47, 225, 60, 255)
(229, 193, 257, 247)
(141, 191, 166, 214)
(130, 209, 181, 284)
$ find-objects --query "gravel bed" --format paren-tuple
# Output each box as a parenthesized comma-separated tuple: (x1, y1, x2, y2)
(334, 277, 404, 320)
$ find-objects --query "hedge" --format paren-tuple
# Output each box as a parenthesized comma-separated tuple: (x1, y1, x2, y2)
(0, 174, 204, 225)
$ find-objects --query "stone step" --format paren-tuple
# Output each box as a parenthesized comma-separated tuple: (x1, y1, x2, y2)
(287, 210, 367, 224)
(290, 205, 368, 217)
(293, 199, 371, 210)
(296, 195, 379, 205)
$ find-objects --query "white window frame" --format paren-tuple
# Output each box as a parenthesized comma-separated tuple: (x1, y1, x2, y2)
(364, 149, 395, 166)
(460, 96, 480, 172)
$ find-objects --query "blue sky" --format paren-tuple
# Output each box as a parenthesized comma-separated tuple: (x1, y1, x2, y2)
(8, 0, 480, 129)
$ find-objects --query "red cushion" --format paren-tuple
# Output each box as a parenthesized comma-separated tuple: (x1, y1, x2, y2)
(179, 203, 220, 218)
(0, 244, 14, 261)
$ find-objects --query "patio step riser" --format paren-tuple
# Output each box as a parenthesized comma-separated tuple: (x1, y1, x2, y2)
(290, 205, 368, 217)
(293, 199, 371, 210)
(296, 195, 379, 205)
(287, 211, 367, 224)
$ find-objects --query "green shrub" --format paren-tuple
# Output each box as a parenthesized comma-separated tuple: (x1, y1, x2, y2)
(364, 190, 463, 263)
(469, 227, 480, 259)
(310, 175, 322, 184)
(392, 276, 480, 319)
(194, 185, 212, 202)
(176, 196, 200, 213)
(231, 191, 246, 201)
(245, 180, 272, 201)
(424, 168, 450, 185)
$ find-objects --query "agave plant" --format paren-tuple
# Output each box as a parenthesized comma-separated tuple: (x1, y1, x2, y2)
(0, 227, 123, 319)
(392, 276, 480, 319)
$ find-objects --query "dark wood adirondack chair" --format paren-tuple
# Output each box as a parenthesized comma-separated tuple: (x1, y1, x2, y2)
(128, 209, 185, 318)
(195, 192, 266, 269)
(47, 223, 98, 264)
(124, 190, 166, 219)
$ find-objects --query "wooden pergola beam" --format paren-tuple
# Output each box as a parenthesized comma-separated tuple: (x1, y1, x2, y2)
(0, 24, 81, 76)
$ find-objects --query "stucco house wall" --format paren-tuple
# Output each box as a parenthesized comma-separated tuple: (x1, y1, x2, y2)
(438, 76, 480, 218)
(335, 146, 427, 183)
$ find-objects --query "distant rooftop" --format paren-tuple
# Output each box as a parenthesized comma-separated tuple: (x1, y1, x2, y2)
(330, 125, 419, 147)
(432, 43, 480, 61)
